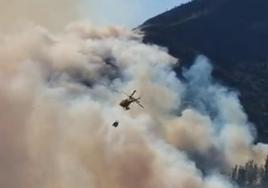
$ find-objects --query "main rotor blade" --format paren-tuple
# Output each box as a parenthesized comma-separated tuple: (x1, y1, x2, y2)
(135, 101, 144, 108)
(109, 87, 129, 97)
(130, 90, 137, 97)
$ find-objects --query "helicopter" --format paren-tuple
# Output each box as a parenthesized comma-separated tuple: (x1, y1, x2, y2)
(119, 90, 144, 110)
(112, 90, 144, 128)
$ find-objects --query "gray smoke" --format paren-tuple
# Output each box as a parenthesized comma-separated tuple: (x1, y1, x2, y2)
(0, 0, 82, 32)
(0, 22, 267, 188)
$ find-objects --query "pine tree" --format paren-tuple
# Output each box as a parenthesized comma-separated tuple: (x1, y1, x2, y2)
(237, 165, 246, 186)
(245, 160, 258, 185)
(231, 165, 238, 182)
(258, 166, 265, 186)
(262, 155, 268, 187)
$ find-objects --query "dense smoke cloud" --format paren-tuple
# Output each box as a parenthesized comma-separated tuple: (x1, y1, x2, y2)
(0, 0, 189, 31)
(0, 0, 80, 32)
(0, 22, 267, 188)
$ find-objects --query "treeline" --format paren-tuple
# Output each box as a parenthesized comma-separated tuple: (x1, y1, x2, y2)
(231, 156, 268, 187)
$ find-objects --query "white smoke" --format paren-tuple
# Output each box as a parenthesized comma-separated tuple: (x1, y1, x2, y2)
(0, 0, 82, 32)
(0, 22, 267, 188)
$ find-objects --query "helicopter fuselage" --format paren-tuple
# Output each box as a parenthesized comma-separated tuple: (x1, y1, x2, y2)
(119, 98, 138, 110)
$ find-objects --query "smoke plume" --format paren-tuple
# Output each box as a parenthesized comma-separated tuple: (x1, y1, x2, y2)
(0, 0, 80, 32)
(0, 22, 267, 188)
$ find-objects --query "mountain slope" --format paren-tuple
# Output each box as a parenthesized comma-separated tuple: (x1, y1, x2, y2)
(140, 0, 268, 142)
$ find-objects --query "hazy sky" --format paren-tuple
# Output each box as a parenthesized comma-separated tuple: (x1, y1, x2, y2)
(81, 0, 190, 27)
(0, 0, 190, 31)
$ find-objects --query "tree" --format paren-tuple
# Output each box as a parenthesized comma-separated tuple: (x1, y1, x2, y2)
(237, 166, 246, 186)
(262, 155, 268, 187)
(245, 160, 258, 185)
(231, 165, 238, 181)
